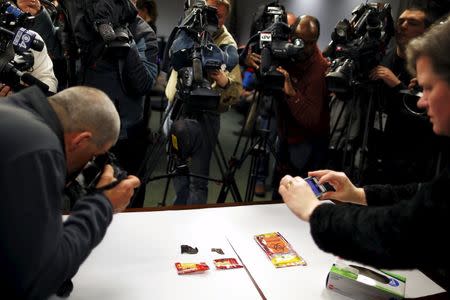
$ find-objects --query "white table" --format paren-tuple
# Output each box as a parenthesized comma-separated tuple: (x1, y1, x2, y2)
(52, 203, 445, 299)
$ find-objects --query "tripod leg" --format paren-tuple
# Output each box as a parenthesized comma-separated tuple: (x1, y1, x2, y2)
(244, 137, 261, 202)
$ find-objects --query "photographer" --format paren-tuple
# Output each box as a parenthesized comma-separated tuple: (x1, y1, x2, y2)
(272, 15, 330, 199)
(279, 17, 450, 290)
(0, 86, 140, 298)
(82, 8, 158, 208)
(165, 0, 242, 205)
(365, 5, 444, 184)
(241, 8, 298, 198)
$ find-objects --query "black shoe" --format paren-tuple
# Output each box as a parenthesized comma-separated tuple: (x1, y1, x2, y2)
(254, 182, 266, 197)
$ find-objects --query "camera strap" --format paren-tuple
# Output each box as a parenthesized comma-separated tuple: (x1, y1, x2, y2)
(290, 16, 301, 34)
(87, 171, 128, 193)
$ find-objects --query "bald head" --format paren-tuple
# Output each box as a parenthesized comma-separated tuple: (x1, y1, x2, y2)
(297, 15, 320, 41)
(48, 86, 120, 147)
(292, 15, 320, 60)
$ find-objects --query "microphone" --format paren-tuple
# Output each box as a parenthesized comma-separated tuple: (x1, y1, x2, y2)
(97, 23, 116, 43)
(0, 26, 44, 52)
(13, 28, 44, 52)
(260, 46, 272, 75)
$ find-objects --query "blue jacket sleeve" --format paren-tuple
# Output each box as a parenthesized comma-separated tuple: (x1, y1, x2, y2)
(123, 17, 158, 96)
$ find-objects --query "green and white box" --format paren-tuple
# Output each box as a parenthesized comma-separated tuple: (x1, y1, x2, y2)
(326, 260, 406, 300)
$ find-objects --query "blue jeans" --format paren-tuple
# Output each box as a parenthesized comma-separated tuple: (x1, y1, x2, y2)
(255, 114, 277, 185)
(173, 113, 220, 205)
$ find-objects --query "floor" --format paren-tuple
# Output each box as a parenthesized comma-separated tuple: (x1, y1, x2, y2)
(142, 104, 274, 207)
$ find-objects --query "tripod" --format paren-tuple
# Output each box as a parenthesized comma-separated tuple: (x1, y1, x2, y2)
(329, 81, 385, 185)
(130, 87, 242, 207)
(217, 88, 282, 203)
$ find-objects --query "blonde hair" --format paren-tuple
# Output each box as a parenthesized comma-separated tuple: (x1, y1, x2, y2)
(208, 0, 231, 13)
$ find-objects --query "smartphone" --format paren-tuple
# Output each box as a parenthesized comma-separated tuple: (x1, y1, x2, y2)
(304, 177, 335, 198)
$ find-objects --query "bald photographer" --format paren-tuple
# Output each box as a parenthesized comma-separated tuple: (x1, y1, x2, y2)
(0, 86, 140, 298)
(272, 15, 330, 199)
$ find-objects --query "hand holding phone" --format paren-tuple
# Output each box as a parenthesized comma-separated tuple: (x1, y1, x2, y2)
(304, 176, 335, 198)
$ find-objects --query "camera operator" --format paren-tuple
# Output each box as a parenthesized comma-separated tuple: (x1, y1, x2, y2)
(241, 9, 298, 197)
(365, 5, 445, 185)
(81, 7, 158, 208)
(0, 30, 58, 96)
(0, 86, 140, 299)
(278, 17, 450, 290)
(271, 15, 330, 199)
(165, 0, 242, 205)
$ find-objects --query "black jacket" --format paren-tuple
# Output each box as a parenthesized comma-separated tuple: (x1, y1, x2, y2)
(0, 87, 113, 299)
(310, 168, 450, 290)
(83, 16, 158, 139)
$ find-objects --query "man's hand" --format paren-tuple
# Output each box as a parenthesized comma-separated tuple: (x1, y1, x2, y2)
(17, 0, 42, 15)
(97, 165, 141, 213)
(208, 69, 229, 88)
(408, 77, 419, 90)
(308, 170, 366, 205)
(245, 49, 261, 69)
(0, 84, 13, 97)
(369, 65, 401, 88)
(279, 175, 320, 222)
(276, 66, 296, 97)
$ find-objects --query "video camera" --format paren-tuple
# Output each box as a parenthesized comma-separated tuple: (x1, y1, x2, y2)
(243, 1, 304, 92)
(0, 0, 48, 92)
(168, 0, 238, 112)
(60, 0, 138, 65)
(325, 2, 394, 94)
(90, 0, 137, 55)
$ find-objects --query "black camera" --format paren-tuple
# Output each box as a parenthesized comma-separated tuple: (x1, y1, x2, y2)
(82, 152, 128, 191)
(60, 0, 138, 65)
(90, 0, 137, 57)
(243, 1, 304, 92)
(325, 2, 394, 93)
(0, 1, 48, 91)
(168, 0, 239, 112)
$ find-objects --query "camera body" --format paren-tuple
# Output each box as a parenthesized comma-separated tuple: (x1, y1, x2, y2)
(169, 0, 238, 111)
(250, 1, 304, 92)
(82, 152, 128, 190)
(326, 3, 394, 94)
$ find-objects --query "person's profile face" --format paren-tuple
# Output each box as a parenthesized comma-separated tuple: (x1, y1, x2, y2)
(66, 137, 113, 176)
(396, 10, 426, 48)
(416, 56, 450, 136)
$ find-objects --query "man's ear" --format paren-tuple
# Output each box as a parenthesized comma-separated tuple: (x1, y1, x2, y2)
(66, 131, 93, 152)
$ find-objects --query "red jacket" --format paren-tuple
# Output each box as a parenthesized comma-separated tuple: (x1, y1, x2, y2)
(277, 46, 330, 144)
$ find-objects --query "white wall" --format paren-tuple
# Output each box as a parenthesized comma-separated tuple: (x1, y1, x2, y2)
(154, 0, 185, 38)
